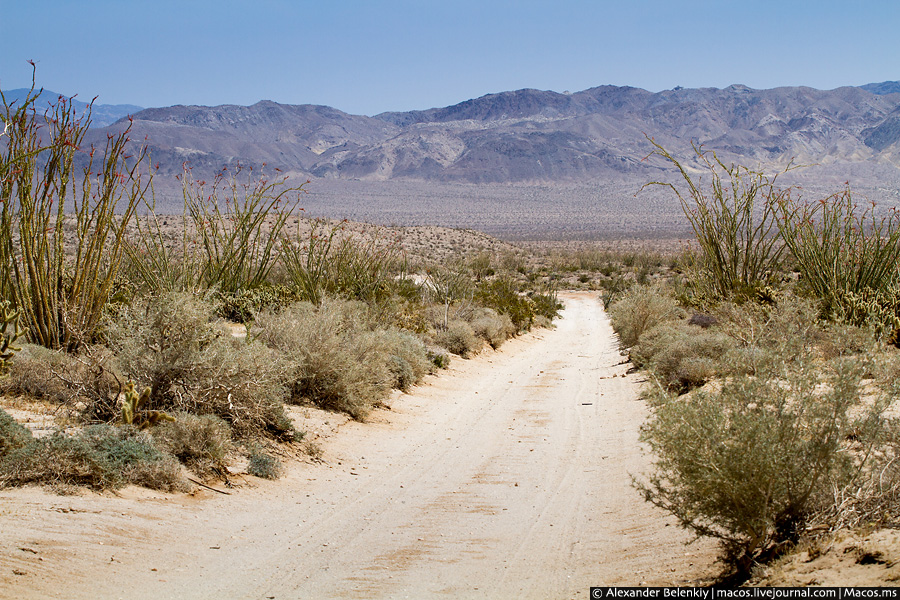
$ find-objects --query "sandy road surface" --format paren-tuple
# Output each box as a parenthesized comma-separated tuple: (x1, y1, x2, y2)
(0, 292, 716, 599)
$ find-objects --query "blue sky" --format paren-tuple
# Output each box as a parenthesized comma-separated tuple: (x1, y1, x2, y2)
(1, 0, 897, 116)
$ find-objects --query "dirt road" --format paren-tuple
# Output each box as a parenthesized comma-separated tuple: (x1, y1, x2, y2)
(0, 292, 717, 599)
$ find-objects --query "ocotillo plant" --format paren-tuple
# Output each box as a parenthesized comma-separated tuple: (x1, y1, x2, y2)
(642, 136, 791, 304)
(0, 66, 150, 351)
(775, 188, 900, 327)
(182, 164, 305, 294)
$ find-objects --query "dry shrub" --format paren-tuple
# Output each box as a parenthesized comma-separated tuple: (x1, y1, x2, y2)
(816, 322, 877, 361)
(0, 343, 74, 403)
(105, 292, 294, 439)
(608, 283, 685, 349)
(257, 300, 398, 419)
(434, 320, 481, 357)
(533, 315, 554, 329)
(632, 321, 736, 393)
(713, 294, 820, 354)
(374, 329, 431, 391)
(153, 413, 233, 479)
(469, 307, 516, 349)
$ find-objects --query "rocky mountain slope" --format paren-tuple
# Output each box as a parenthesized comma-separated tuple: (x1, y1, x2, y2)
(84, 82, 900, 187)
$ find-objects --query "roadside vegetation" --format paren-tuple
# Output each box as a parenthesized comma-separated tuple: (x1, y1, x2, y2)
(0, 76, 561, 492)
(608, 139, 900, 582)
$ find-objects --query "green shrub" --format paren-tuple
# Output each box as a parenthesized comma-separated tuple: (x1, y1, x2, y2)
(530, 289, 563, 321)
(608, 283, 684, 349)
(474, 277, 536, 332)
(153, 413, 233, 479)
(635, 355, 890, 573)
(0, 424, 188, 492)
(246, 448, 283, 480)
(216, 284, 304, 323)
(0, 408, 32, 457)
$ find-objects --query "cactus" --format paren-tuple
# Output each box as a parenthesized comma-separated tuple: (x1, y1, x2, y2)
(121, 381, 175, 430)
(0, 301, 25, 378)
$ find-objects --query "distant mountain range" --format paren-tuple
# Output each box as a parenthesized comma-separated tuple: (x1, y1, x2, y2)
(67, 81, 900, 186)
(2, 88, 143, 128)
(4, 82, 900, 235)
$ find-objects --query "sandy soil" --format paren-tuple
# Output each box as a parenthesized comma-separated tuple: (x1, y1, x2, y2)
(0, 292, 718, 599)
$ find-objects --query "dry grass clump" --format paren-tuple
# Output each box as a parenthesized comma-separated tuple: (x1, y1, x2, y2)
(153, 414, 233, 480)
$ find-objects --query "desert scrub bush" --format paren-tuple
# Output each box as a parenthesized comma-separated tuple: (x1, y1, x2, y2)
(631, 320, 737, 393)
(375, 329, 431, 391)
(713, 293, 821, 352)
(153, 413, 232, 479)
(426, 346, 451, 370)
(105, 292, 294, 439)
(0, 424, 188, 492)
(0, 73, 151, 351)
(469, 307, 516, 350)
(215, 284, 304, 323)
(434, 320, 481, 358)
(530, 288, 563, 322)
(608, 282, 684, 349)
(0, 343, 75, 403)
(643, 137, 788, 303)
(255, 300, 396, 420)
(635, 354, 891, 574)
(246, 447, 283, 480)
(0, 408, 32, 457)
(775, 188, 900, 329)
(474, 277, 536, 332)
